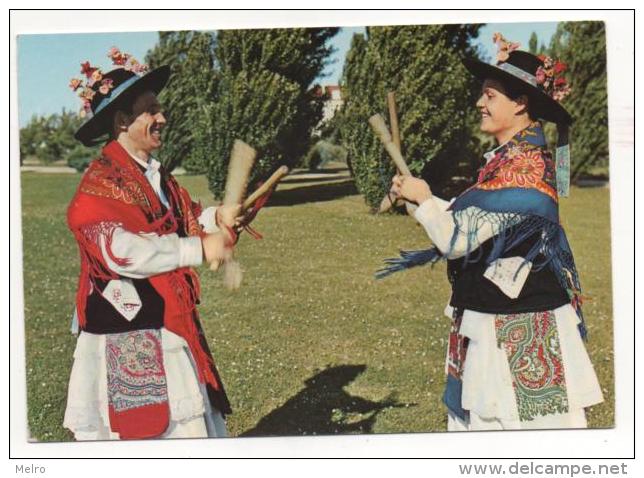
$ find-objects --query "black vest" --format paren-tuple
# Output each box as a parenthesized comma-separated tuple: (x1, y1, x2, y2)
(447, 228, 570, 314)
(83, 162, 184, 334)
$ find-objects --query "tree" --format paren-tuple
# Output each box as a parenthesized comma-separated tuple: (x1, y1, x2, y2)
(19, 110, 85, 165)
(205, 27, 339, 198)
(548, 21, 609, 178)
(66, 144, 101, 172)
(529, 32, 539, 54)
(146, 31, 217, 173)
(19, 115, 47, 162)
(337, 25, 484, 210)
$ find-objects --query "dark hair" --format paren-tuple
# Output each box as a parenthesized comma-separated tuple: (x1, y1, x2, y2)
(109, 107, 134, 141)
(498, 79, 540, 122)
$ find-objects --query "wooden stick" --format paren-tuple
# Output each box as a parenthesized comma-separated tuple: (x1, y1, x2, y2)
(368, 114, 411, 176)
(378, 92, 403, 213)
(242, 165, 289, 211)
(387, 91, 401, 151)
(223, 139, 257, 206)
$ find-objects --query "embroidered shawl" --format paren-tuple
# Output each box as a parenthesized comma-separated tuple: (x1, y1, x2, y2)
(67, 141, 230, 400)
(377, 123, 586, 338)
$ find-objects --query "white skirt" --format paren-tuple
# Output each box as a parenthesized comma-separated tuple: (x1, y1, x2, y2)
(63, 328, 228, 441)
(445, 303, 604, 431)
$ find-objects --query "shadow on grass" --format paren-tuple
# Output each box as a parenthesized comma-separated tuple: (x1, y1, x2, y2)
(240, 364, 412, 437)
(280, 175, 350, 186)
(268, 179, 358, 207)
(288, 167, 349, 175)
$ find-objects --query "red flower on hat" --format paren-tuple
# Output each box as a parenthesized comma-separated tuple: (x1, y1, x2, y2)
(108, 46, 129, 66)
(553, 61, 567, 74)
(80, 61, 97, 79)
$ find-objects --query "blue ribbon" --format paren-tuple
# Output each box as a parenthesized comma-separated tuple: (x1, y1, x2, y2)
(94, 75, 140, 115)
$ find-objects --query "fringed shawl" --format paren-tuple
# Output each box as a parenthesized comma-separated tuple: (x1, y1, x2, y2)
(377, 123, 586, 338)
(67, 141, 231, 409)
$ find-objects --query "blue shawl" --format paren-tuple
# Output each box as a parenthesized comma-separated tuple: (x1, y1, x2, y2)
(377, 123, 586, 338)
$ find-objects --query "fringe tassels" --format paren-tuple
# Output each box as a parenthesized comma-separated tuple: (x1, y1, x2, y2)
(375, 247, 443, 279)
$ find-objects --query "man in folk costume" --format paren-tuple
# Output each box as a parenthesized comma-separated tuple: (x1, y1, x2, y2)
(384, 34, 604, 430)
(64, 48, 242, 440)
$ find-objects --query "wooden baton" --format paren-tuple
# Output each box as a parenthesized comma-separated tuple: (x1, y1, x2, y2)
(378, 92, 403, 213)
(242, 165, 289, 212)
(223, 139, 257, 206)
(368, 114, 411, 176)
(387, 91, 401, 151)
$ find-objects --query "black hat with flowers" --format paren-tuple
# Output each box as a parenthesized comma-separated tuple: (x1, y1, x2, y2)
(71, 47, 170, 146)
(463, 33, 572, 126)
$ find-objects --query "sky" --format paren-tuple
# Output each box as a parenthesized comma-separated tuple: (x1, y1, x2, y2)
(17, 22, 558, 127)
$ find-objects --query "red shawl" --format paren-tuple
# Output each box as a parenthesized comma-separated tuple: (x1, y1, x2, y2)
(67, 140, 224, 393)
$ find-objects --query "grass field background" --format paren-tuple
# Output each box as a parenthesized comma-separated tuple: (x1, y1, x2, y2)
(20, 167, 614, 441)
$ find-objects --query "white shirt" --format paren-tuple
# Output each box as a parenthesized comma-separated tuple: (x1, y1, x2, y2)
(130, 154, 170, 210)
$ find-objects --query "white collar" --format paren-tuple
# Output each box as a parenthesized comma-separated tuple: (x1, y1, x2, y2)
(128, 152, 161, 173)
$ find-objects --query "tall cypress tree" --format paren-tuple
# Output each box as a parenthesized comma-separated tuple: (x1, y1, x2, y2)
(146, 31, 217, 173)
(337, 25, 483, 210)
(529, 32, 539, 54)
(205, 27, 339, 198)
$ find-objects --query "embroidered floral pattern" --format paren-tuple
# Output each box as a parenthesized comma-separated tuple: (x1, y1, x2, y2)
(106, 329, 168, 412)
(495, 311, 569, 421)
(498, 149, 545, 187)
(477, 147, 557, 201)
(80, 156, 150, 207)
(474, 123, 558, 201)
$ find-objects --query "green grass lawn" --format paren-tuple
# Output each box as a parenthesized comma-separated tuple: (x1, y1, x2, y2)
(20, 169, 614, 441)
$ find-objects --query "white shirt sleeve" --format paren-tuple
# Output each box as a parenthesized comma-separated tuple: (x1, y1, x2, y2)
(100, 227, 203, 279)
(97, 205, 220, 279)
(413, 196, 499, 259)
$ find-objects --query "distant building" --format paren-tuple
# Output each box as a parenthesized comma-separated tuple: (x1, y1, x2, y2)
(310, 85, 344, 136)
(321, 85, 343, 123)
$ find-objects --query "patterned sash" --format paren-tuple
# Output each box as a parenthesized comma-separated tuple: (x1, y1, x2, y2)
(442, 309, 570, 423)
(495, 310, 569, 421)
(106, 329, 170, 439)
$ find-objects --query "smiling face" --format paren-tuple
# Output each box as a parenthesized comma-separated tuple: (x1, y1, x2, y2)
(476, 79, 530, 142)
(122, 91, 166, 154)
